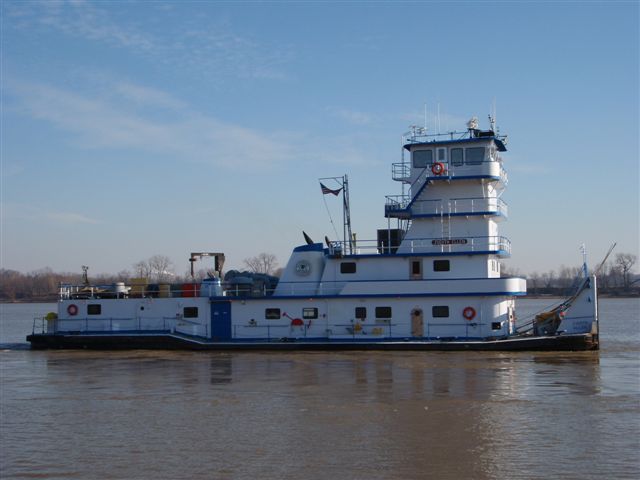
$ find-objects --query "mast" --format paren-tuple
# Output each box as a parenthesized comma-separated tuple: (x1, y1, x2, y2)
(343, 175, 353, 254)
(319, 174, 354, 254)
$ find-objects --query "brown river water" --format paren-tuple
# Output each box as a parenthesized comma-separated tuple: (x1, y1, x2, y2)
(1, 299, 639, 479)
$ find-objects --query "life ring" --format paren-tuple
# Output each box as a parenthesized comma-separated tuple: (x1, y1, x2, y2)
(463, 307, 476, 320)
(431, 162, 445, 175)
(67, 304, 79, 316)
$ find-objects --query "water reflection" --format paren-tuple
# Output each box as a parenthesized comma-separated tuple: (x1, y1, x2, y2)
(2, 348, 634, 480)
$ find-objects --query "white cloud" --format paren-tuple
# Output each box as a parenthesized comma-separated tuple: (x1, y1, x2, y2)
(46, 211, 100, 224)
(4, 0, 291, 82)
(8, 80, 297, 169)
(2, 202, 100, 225)
(113, 82, 186, 110)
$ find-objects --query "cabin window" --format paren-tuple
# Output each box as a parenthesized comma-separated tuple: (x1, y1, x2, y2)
(265, 308, 281, 320)
(87, 304, 101, 315)
(492, 322, 502, 330)
(465, 147, 485, 165)
(355, 307, 367, 320)
(340, 262, 357, 274)
(451, 148, 464, 166)
(413, 150, 433, 168)
(184, 307, 199, 318)
(411, 260, 422, 279)
(303, 308, 318, 319)
(432, 306, 449, 318)
(433, 260, 450, 272)
(437, 148, 447, 162)
(375, 307, 392, 319)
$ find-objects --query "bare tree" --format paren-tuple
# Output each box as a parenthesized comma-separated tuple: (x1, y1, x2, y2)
(528, 272, 541, 294)
(243, 253, 278, 275)
(148, 255, 175, 282)
(541, 270, 556, 289)
(132, 255, 174, 282)
(133, 260, 152, 279)
(615, 253, 637, 289)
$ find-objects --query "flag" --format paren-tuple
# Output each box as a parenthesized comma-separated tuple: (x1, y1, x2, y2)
(320, 182, 342, 196)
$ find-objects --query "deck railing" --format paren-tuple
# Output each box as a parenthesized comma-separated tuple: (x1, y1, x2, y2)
(385, 196, 507, 217)
(329, 235, 511, 256)
(234, 322, 400, 340)
(32, 316, 181, 335)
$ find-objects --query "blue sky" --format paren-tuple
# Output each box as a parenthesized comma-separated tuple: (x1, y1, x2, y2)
(1, 0, 638, 277)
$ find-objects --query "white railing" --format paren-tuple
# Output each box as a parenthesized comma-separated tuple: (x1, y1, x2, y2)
(328, 235, 511, 256)
(411, 197, 508, 217)
(33, 316, 180, 335)
(385, 196, 508, 217)
(233, 322, 400, 339)
(274, 282, 343, 296)
(391, 162, 411, 182)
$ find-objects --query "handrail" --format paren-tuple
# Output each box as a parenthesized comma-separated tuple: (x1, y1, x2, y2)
(35, 315, 180, 335)
(328, 235, 511, 256)
(385, 196, 508, 217)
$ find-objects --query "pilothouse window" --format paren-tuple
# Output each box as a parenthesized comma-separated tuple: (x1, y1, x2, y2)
(451, 148, 464, 166)
(413, 150, 433, 168)
(465, 147, 485, 165)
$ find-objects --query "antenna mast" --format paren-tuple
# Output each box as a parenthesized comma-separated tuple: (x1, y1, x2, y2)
(319, 175, 353, 254)
(342, 175, 353, 254)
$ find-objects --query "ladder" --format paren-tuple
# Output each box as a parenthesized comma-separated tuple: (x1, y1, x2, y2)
(441, 203, 451, 239)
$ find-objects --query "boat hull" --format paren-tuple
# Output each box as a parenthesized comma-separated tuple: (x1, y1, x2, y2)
(26, 332, 599, 351)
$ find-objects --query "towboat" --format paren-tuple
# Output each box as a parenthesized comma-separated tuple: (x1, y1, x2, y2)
(27, 118, 599, 351)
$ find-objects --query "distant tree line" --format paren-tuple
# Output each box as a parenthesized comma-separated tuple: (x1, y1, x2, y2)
(1, 252, 636, 302)
(502, 253, 638, 296)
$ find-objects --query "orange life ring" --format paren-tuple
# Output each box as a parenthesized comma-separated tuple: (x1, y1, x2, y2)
(67, 304, 79, 316)
(431, 162, 445, 175)
(463, 306, 476, 320)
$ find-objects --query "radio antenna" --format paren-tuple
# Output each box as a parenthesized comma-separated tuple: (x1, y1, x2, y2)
(424, 102, 427, 131)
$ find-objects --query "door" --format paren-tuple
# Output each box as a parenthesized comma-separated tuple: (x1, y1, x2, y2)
(211, 301, 232, 341)
(411, 308, 424, 337)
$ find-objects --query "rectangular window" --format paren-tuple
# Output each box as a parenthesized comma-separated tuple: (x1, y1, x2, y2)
(492, 322, 502, 330)
(433, 260, 450, 272)
(265, 308, 281, 320)
(184, 307, 199, 318)
(303, 308, 318, 319)
(355, 307, 367, 319)
(412, 150, 433, 168)
(437, 148, 447, 162)
(451, 148, 464, 166)
(465, 147, 485, 165)
(87, 304, 101, 315)
(340, 262, 357, 274)
(432, 306, 449, 318)
(375, 307, 392, 318)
